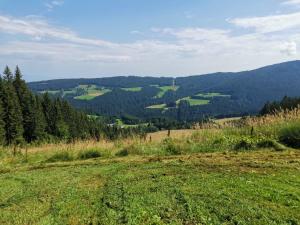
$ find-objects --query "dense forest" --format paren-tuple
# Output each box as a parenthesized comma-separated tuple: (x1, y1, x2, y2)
(29, 60, 300, 121)
(0, 66, 161, 146)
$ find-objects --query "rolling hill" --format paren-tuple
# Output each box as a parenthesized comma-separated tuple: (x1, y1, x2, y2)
(28, 60, 300, 121)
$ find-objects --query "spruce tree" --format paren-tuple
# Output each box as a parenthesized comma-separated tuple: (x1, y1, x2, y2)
(13, 66, 34, 142)
(0, 78, 6, 144)
(1, 66, 24, 145)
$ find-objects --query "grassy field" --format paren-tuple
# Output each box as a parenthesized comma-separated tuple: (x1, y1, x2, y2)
(0, 109, 300, 224)
(177, 97, 210, 106)
(146, 104, 167, 109)
(195, 92, 231, 98)
(121, 87, 142, 92)
(75, 87, 111, 100)
(155, 86, 179, 98)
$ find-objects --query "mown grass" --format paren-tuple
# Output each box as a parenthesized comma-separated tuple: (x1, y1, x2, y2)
(74, 88, 111, 100)
(195, 92, 231, 98)
(121, 87, 142, 92)
(0, 109, 300, 224)
(0, 150, 299, 225)
(176, 97, 210, 106)
(155, 85, 179, 98)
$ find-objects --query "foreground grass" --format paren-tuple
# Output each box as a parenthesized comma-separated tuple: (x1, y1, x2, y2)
(0, 150, 299, 225)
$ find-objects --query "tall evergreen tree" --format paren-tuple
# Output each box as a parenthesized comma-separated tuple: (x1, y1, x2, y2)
(1, 67, 24, 145)
(0, 78, 6, 144)
(13, 66, 34, 142)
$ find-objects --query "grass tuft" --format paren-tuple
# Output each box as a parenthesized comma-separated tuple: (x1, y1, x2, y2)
(78, 149, 102, 160)
(46, 151, 73, 163)
(279, 122, 300, 149)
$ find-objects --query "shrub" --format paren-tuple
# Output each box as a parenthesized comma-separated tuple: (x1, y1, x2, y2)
(279, 123, 300, 148)
(163, 138, 181, 155)
(257, 139, 286, 151)
(115, 149, 129, 157)
(46, 152, 73, 163)
(78, 149, 101, 160)
(234, 138, 255, 151)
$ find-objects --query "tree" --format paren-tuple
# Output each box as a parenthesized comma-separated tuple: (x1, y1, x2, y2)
(13, 66, 35, 142)
(1, 67, 24, 145)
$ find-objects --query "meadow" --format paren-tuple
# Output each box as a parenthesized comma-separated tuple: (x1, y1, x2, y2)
(0, 109, 300, 225)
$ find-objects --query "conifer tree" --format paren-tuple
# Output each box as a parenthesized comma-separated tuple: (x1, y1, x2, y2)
(0, 78, 6, 144)
(1, 66, 24, 145)
(13, 66, 34, 142)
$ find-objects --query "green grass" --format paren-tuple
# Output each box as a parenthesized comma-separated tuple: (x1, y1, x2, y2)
(121, 87, 142, 92)
(177, 97, 210, 106)
(147, 104, 167, 109)
(195, 92, 231, 98)
(40, 90, 61, 95)
(74, 88, 111, 100)
(1, 113, 300, 224)
(0, 150, 299, 225)
(155, 86, 179, 98)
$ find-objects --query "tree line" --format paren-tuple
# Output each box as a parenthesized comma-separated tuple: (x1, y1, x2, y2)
(260, 96, 300, 115)
(0, 66, 153, 146)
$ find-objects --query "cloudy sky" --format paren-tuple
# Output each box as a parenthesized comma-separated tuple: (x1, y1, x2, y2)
(0, 0, 299, 81)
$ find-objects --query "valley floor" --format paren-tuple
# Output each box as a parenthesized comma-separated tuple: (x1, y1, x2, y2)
(0, 150, 299, 225)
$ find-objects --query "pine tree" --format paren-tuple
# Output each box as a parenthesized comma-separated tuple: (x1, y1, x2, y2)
(13, 66, 34, 142)
(1, 66, 24, 145)
(30, 95, 46, 141)
(0, 78, 6, 144)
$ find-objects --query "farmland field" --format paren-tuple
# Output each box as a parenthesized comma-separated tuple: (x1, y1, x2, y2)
(195, 92, 231, 98)
(147, 104, 167, 109)
(121, 87, 142, 92)
(155, 85, 179, 98)
(177, 97, 210, 106)
(74, 87, 111, 100)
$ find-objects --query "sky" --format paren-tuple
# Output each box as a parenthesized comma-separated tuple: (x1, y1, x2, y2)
(0, 0, 300, 81)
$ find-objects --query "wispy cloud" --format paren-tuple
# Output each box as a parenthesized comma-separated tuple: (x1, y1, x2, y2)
(228, 12, 300, 33)
(0, 15, 116, 47)
(45, 0, 64, 11)
(281, 0, 300, 6)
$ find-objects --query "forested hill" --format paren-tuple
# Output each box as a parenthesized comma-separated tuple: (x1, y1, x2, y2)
(0, 66, 107, 145)
(28, 60, 300, 121)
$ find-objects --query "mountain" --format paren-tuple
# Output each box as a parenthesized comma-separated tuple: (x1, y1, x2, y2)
(28, 60, 300, 121)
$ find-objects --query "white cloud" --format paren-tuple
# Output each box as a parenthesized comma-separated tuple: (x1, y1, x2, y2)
(282, 0, 300, 5)
(228, 12, 300, 33)
(280, 41, 297, 55)
(0, 12, 299, 80)
(0, 15, 116, 47)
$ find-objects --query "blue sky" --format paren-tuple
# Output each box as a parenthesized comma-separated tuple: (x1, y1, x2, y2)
(0, 0, 299, 81)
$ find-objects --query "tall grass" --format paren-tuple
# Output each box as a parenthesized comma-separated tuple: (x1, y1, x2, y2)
(0, 107, 299, 167)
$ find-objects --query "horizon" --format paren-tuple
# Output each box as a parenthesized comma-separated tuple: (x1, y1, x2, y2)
(26, 59, 300, 83)
(1, 0, 300, 81)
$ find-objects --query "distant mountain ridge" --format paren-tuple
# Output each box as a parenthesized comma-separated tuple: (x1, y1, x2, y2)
(28, 60, 300, 121)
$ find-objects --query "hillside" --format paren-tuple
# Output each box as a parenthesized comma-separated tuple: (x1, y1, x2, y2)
(28, 60, 300, 121)
(1, 108, 300, 224)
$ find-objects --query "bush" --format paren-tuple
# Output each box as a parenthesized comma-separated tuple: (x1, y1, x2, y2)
(78, 149, 101, 160)
(46, 152, 73, 163)
(279, 123, 300, 148)
(234, 138, 255, 151)
(257, 139, 286, 151)
(163, 138, 181, 155)
(115, 149, 129, 157)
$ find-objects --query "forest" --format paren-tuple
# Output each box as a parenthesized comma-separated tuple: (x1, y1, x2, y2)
(0, 66, 163, 146)
(29, 60, 300, 122)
